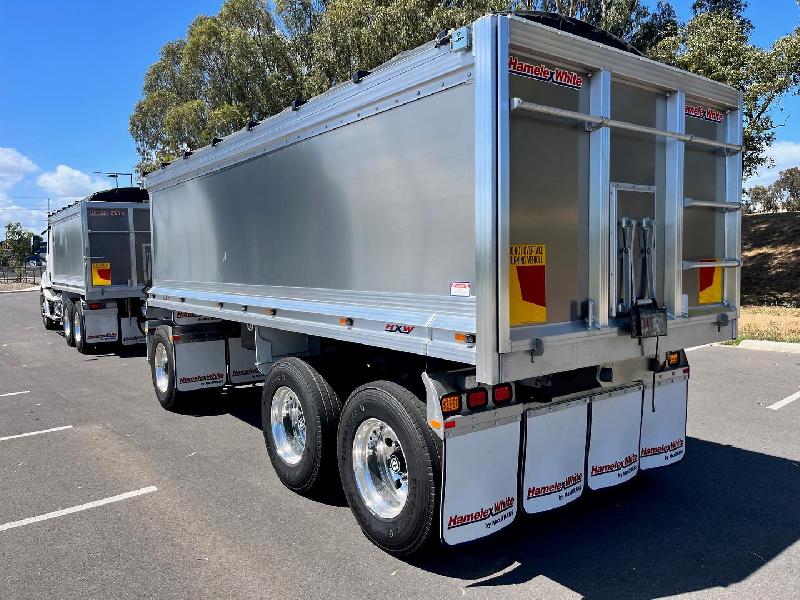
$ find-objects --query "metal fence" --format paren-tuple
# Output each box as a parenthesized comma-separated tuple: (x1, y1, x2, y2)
(0, 266, 43, 285)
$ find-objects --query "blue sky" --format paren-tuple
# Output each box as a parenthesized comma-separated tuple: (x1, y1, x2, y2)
(1, 0, 798, 232)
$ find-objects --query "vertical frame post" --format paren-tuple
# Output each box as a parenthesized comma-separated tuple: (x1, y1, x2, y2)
(496, 16, 511, 359)
(588, 68, 611, 325)
(474, 15, 500, 385)
(664, 91, 685, 318)
(725, 93, 743, 315)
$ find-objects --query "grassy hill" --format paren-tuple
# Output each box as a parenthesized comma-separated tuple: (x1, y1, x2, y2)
(741, 212, 800, 306)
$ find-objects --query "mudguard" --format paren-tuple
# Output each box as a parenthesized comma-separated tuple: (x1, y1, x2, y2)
(522, 398, 588, 514)
(175, 337, 226, 392)
(227, 337, 262, 384)
(440, 413, 522, 545)
(587, 385, 643, 490)
(640, 376, 688, 470)
(83, 308, 119, 344)
(120, 316, 146, 345)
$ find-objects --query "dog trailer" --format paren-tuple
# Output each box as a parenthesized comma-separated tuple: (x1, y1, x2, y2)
(40, 187, 151, 352)
(143, 13, 742, 554)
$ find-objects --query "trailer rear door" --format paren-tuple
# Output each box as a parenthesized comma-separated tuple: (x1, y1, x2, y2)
(476, 15, 742, 384)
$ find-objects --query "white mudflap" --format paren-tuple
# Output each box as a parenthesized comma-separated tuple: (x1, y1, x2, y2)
(523, 399, 588, 514)
(83, 308, 119, 344)
(227, 338, 262, 384)
(441, 418, 521, 545)
(120, 317, 146, 345)
(640, 378, 688, 470)
(587, 385, 643, 490)
(176, 339, 226, 391)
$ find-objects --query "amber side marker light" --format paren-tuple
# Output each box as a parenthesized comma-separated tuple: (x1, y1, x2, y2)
(440, 392, 462, 416)
(666, 351, 681, 368)
(493, 383, 513, 405)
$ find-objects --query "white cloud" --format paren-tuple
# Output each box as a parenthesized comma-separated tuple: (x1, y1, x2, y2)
(745, 140, 800, 188)
(0, 150, 108, 234)
(36, 164, 107, 198)
(0, 147, 38, 196)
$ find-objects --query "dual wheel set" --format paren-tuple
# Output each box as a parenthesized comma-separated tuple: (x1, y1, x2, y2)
(41, 295, 93, 354)
(149, 329, 442, 555)
(57, 299, 92, 354)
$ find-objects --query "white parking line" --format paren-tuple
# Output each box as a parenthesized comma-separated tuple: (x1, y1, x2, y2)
(0, 390, 30, 398)
(0, 486, 158, 533)
(768, 390, 800, 411)
(0, 425, 73, 442)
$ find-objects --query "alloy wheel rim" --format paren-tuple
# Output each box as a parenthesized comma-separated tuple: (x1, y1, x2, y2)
(73, 309, 81, 344)
(153, 343, 170, 393)
(352, 417, 409, 519)
(270, 386, 306, 466)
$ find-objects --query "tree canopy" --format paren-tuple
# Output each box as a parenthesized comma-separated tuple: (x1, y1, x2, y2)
(1, 222, 39, 267)
(130, 0, 800, 191)
(745, 167, 800, 213)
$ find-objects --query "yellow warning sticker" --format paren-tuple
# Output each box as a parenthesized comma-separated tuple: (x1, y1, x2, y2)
(91, 262, 111, 286)
(698, 260, 722, 304)
(509, 244, 547, 326)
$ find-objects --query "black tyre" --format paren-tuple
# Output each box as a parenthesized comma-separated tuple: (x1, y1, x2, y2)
(150, 328, 184, 411)
(40, 294, 58, 330)
(73, 304, 90, 354)
(63, 301, 75, 346)
(261, 357, 341, 494)
(337, 381, 441, 556)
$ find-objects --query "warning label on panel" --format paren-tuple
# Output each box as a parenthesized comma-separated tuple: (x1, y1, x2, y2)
(509, 244, 546, 326)
(91, 262, 111, 286)
(698, 259, 723, 304)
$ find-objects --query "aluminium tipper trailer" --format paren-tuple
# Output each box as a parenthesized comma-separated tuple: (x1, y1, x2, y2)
(143, 12, 742, 555)
(40, 187, 152, 353)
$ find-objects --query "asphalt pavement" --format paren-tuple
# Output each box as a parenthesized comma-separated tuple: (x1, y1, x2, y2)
(1, 290, 798, 599)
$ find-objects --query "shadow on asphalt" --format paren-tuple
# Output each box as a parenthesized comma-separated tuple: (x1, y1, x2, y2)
(190, 384, 349, 507)
(152, 382, 800, 596)
(408, 437, 800, 598)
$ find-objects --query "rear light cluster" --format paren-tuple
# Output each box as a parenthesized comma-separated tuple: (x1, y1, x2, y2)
(440, 383, 515, 417)
(87, 302, 104, 310)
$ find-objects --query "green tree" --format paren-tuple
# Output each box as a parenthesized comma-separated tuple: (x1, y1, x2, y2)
(2, 222, 34, 267)
(129, 0, 302, 174)
(746, 167, 800, 213)
(129, 0, 799, 181)
(650, 12, 800, 179)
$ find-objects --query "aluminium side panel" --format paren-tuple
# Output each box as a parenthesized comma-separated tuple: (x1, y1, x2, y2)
(151, 87, 474, 295)
(50, 204, 86, 295)
(147, 46, 478, 363)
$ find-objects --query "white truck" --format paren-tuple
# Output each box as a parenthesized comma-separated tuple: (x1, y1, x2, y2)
(40, 187, 151, 353)
(143, 12, 742, 555)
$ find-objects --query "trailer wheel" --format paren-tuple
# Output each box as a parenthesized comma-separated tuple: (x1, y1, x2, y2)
(261, 358, 341, 494)
(63, 301, 75, 346)
(338, 381, 441, 556)
(73, 304, 90, 354)
(150, 328, 184, 411)
(40, 294, 58, 330)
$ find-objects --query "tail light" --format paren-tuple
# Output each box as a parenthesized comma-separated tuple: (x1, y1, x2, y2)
(492, 383, 513, 405)
(466, 388, 488, 410)
(440, 393, 462, 417)
(666, 351, 680, 367)
(88, 303, 103, 310)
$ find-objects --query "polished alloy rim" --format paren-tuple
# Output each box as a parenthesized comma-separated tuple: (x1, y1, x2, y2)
(64, 309, 72, 338)
(352, 418, 408, 519)
(73, 309, 82, 344)
(153, 343, 170, 393)
(270, 386, 306, 466)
